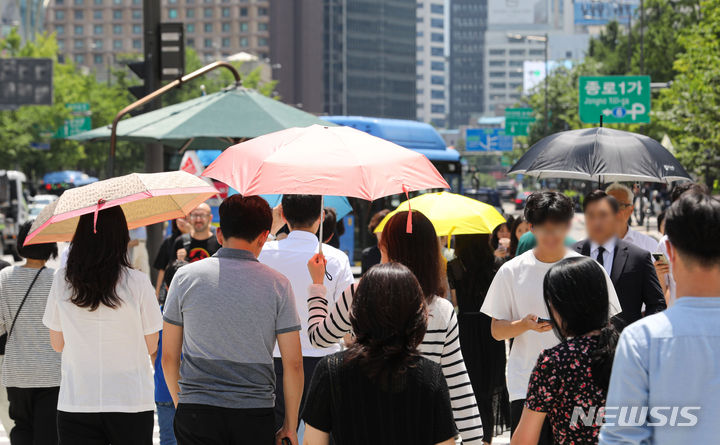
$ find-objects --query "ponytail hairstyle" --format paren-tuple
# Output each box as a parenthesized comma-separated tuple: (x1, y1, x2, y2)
(346, 263, 428, 385)
(543, 256, 619, 390)
(65, 206, 131, 311)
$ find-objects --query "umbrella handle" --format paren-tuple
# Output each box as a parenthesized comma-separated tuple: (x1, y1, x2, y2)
(93, 199, 106, 234)
(318, 195, 324, 255)
(402, 184, 413, 233)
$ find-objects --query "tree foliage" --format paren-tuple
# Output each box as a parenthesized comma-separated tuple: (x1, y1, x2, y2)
(0, 31, 278, 180)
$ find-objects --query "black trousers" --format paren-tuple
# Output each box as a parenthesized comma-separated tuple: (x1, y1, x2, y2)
(57, 410, 154, 445)
(273, 356, 321, 430)
(174, 403, 274, 445)
(511, 399, 554, 445)
(6, 386, 59, 445)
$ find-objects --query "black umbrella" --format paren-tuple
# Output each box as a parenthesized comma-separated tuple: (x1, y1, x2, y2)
(508, 127, 691, 183)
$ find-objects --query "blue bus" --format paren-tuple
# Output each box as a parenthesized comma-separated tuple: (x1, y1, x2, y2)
(321, 116, 462, 193)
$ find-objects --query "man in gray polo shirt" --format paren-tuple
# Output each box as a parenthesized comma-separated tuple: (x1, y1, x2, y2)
(162, 195, 304, 445)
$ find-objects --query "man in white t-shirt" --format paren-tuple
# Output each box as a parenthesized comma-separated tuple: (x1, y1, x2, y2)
(258, 195, 354, 437)
(481, 191, 621, 445)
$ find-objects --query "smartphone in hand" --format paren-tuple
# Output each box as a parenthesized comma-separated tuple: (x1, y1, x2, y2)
(536, 317, 553, 324)
(652, 253, 668, 264)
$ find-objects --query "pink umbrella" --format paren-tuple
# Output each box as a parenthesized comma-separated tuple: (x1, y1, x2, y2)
(201, 124, 450, 239)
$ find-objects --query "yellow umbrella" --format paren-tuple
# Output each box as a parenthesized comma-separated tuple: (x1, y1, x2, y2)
(375, 191, 506, 236)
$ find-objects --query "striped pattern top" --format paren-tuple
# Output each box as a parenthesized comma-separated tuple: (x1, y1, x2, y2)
(0, 266, 61, 388)
(308, 284, 484, 444)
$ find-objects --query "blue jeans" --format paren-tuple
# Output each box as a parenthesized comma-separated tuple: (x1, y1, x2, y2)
(156, 401, 177, 445)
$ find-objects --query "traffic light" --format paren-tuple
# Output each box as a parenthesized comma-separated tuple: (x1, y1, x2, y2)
(126, 60, 149, 100)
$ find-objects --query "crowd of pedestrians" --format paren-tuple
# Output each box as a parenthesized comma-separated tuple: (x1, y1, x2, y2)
(0, 181, 717, 445)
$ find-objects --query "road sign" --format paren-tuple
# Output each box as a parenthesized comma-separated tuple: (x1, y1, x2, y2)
(54, 102, 92, 138)
(0, 58, 53, 110)
(466, 128, 514, 152)
(160, 23, 185, 81)
(579, 75, 651, 124)
(505, 107, 536, 136)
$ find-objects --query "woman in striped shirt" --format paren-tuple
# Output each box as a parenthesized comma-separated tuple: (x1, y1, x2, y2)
(307, 211, 484, 444)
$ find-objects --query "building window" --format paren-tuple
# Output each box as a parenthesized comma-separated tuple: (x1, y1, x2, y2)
(430, 4, 443, 13)
(55, 10, 65, 20)
(56, 25, 65, 35)
(74, 39, 84, 49)
(221, 22, 231, 32)
(168, 8, 178, 18)
(489, 49, 505, 55)
(239, 22, 248, 31)
(529, 49, 544, 56)
(221, 7, 230, 17)
(74, 0, 84, 5)
(74, 25, 83, 35)
(431, 90, 444, 99)
(132, 9, 141, 19)
(93, 38, 103, 49)
(417, 60, 423, 66)
(57, 39, 65, 50)
(94, 54, 103, 64)
(93, 10, 102, 19)
(204, 38, 213, 48)
(431, 104, 445, 113)
(431, 61, 444, 71)
(221, 37, 230, 47)
(258, 37, 268, 46)
(113, 0, 122, 4)
(111, 9, 121, 19)
(240, 7, 247, 16)
(204, 23, 212, 32)
(509, 49, 525, 55)
(489, 60, 505, 67)
(509, 60, 523, 67)
(74, 54, 85, 64)
(93, 24, 103, 34)
(239, 37, 248, 47)
(186, 8, 195, 17)
(258, 7, 268, 15)
(186, 23, 195, 33)
(431, 47, 443, 56)
(74, 9, 83, 19)
(187, 38, 195, 47)
(257, 22, 268, 31)
(113, 39, 122, 49)
(430, 18, 443, 28)
(490, 82, 506, 89)
(113, 24, 122, 34)
(431, 75, 444, 85)
(430, 33, 443, 43)
(489, 71, 505, 78)
(203, 7, 212, 17)
(509, 71, 523, 78)
(132, 24, 141, 34)
(93, 0, 102, 4)
(132, 39, 142, 49)
(57, 0, 64, 4)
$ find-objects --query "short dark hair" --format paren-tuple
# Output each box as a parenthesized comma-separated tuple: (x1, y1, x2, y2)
(524, 191, 574, 226)
(583, 190, 620, 213)
(368, 209, 390, 234)
(671, 182, 708, 203)
(281, 195, 322, 229)
(665, 191, 720, 266)
(219, 195, 272, 242)
(320, 207, 337, 242)
(17, 221, 58, 261)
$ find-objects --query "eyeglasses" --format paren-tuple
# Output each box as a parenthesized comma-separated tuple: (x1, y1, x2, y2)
(618, 203, 633, 209)
(189, 213, 210, 220)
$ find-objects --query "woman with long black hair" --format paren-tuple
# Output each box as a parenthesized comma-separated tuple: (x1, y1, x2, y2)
(302, 263, 457, 445)
(511, 256, 618, 445)
(43, 206, 163, 445)
(447, 234, 509, 444)
(307, 211, 483, 444)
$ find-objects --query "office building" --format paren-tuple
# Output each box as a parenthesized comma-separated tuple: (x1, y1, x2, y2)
(416, 0, 448, 127)
(45, 0, 270, 75)
(270, 0, 417, 119)
(448, 0, 487, 127)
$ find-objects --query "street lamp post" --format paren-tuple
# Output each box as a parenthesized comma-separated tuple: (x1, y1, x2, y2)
(524, 34, 549, 135)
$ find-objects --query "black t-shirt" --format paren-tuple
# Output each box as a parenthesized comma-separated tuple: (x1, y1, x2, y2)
(302, 352, 457, 445)
(172, 234, 221, 263)
(153, 236, 178, 271)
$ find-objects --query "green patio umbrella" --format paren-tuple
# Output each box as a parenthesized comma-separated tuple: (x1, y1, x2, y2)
(70, 86, 335, 150)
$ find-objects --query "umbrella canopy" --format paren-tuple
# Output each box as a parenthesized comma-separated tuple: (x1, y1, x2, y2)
(374, 192, 506, 236)
(201, 124, 450, 200)
(260, 195, 353, 220)
(69, 87, 336, 150)
(508, 127, 691, 183)
(26, 171, 217, 245)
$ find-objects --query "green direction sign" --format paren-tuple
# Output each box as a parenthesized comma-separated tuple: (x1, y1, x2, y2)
(54, 102, 91, 138)
(579, 75, 651, 124)
(505, 107, 535, 136)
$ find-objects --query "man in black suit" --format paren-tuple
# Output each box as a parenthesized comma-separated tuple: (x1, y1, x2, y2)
(574, 190, 666, 328)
